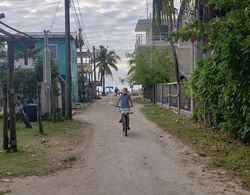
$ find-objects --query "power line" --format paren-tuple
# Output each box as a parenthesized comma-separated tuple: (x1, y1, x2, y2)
(71, 0, 81, 29)
(71, 0, 91, 49)
(49, 0, 61, 32)
(76, 0, 85, 29)
(80, 6, 115, 18)
(70, 2, 90, 49)
(1, 2, 62, 11)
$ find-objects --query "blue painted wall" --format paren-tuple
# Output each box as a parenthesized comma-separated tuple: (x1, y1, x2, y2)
(14, 37, 79, 102)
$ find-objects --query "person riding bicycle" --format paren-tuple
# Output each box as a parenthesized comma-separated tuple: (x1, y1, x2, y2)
(116, 87, 133, 129)
(114, 87, 120, 96)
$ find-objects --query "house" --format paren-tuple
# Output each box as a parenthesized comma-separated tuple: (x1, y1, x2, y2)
(13, 32, 79, 103)
(134, 17, 195, 117)
(135, 18, 194, 77)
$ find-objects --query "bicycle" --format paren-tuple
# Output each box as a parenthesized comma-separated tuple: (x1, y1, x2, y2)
(116, 106, 133, 136)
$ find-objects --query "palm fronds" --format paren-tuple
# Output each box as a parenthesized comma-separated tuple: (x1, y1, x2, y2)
(95, 45, 120, 95)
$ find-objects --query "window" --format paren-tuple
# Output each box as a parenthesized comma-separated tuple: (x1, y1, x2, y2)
(49, 45, 57, 60)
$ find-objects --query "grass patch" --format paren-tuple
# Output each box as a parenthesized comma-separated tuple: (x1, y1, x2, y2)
(136, 98, 250, 190)
(0, 120, 82, 178)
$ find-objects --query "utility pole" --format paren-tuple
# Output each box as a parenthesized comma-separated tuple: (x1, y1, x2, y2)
(43, 30, 51, 86)
(41, 30, 51, 114)
(65, 0, 72, 119)
(0, 13, 7, 150)
(78, 28, 84, 75)
(7, 39, 17, 152)
(93, 46, 97, 98)
(2, 84, 8, 150)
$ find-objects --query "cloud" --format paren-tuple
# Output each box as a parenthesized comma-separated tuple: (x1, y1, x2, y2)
(0, 0, 147, 86)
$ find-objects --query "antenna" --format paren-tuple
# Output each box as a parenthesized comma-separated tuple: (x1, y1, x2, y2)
(146, 0, 148, 18)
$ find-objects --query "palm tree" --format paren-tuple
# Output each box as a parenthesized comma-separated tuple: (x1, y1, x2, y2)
(126, 52, 136, 75)
(153, 0, 182, 113)
(95, 45, 120, 96)
(0, 42, 5, 56)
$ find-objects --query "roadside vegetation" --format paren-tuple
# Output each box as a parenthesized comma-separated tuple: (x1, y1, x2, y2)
(179, 0, 250, 142)
(127, 46, 173, 87)
(0, 119, 82, 178)
(128, 0, 249, 143)
(134, 98, 250, 190)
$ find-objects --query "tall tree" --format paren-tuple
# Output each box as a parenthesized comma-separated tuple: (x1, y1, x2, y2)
(153, 0, 181, 113)
(95, 45, 120, 96)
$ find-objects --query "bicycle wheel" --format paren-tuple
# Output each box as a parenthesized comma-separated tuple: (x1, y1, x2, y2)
(122, 114, 128, 136)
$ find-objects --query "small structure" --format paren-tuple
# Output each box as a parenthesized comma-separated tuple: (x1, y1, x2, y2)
(13, 32, 79, 113)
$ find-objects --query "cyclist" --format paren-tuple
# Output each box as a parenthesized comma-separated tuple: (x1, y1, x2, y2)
(116, 87, 133, 129)
(114, 87, 119, 96)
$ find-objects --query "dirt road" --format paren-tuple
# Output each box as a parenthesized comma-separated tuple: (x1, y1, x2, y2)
(0, 96, 249, 195)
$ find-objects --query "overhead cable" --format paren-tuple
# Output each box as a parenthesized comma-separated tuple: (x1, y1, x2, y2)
(49, 0, 61, 32)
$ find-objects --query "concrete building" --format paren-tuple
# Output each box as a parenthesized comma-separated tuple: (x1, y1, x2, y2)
(135, 19, 194, 77)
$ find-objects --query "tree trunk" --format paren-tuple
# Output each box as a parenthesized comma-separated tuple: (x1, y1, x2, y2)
(2, 84, 8, 150)
(102, 72, 105, 96)
(170, 40, 181, 115)
(16, 111, 32, 128)
(167, 2, 181, 115)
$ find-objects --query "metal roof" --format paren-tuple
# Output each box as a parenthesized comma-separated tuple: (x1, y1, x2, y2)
(135, 19, 152, 32)
(16, 32, 77, 40)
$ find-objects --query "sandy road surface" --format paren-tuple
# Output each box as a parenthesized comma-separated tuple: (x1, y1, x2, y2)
(0, 96, 249, 195)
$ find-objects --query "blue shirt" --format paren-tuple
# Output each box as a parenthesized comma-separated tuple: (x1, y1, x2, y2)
(120, 94, 130, 108)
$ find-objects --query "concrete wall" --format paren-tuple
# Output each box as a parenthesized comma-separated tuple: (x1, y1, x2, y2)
(175, 43, 193, 76)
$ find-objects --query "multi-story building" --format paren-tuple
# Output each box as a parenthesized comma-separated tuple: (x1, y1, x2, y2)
(13, 32, 79, 103)
(135, 18, 194, 78)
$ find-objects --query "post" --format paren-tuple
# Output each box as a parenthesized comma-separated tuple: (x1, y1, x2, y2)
(65, 0, 72, 119)
(61, 81, 66, 117)
(51, 78, 57, 123)
(37, 83, 43, 133)
(2, 84, 8, 150)
(168, 83, 170, 109)
(7, 39, 17, 152)
(79, 28, 84, 75)
(93, 46, 97, 98)
(161, 83, 164, 106)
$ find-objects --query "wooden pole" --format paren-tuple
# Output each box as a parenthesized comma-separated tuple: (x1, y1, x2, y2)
(65, 0, 72, 119)
(7, 39, 17, 152)
(93, 46, 97, 98)
(2, 84, 8, 150)
(37, 82, 43, 133)
(52, 78, 57, 123)
(61, 81, 66, 118)
(79, 28, 84, 75)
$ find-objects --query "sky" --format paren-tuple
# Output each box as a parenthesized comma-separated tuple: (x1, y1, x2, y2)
(0, 0, 151, 89)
